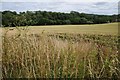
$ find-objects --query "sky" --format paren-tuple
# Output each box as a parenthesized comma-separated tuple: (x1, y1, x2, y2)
(1, 0, 120, 15)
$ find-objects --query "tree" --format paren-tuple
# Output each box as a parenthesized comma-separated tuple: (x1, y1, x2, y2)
(2, 11, 17, 27)
(2, 10, 119, 27)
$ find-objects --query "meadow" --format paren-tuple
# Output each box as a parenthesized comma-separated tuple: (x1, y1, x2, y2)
(1, 23, 120, 78)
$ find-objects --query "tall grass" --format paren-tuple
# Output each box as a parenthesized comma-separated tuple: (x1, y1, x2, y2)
(2, 29, 120, 78)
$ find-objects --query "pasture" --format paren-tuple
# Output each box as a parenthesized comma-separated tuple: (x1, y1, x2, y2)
(1, 23, 120, 78)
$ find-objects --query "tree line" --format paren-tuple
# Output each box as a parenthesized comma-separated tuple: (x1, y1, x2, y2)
(1, 10, 119, 27)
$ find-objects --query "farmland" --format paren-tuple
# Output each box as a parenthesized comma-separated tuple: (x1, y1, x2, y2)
(2, 23, 118, 35)
(1, 23, 120, 78)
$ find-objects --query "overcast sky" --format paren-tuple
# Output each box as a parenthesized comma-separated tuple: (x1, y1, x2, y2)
(1, 0, 120, 15)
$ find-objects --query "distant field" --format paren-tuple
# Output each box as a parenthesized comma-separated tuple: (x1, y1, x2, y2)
(1, 23, 118, 35)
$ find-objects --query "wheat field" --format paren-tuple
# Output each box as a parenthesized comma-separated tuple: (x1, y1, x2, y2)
(1, 23, 120, 78)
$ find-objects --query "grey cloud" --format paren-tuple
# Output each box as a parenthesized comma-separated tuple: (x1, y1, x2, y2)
(94, 2, 108, 6)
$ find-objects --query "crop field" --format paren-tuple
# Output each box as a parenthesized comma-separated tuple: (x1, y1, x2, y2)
(1, 23, 120, 78)
(2, 23, 118, 35)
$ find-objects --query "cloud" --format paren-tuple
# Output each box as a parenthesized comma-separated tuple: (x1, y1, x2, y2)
(1, 1, 118, 15)
(94, 2, 107, 6)
(1, 0, 119, 2)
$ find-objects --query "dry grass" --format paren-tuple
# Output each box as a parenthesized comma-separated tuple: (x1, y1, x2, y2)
(2, 27, 120, 78)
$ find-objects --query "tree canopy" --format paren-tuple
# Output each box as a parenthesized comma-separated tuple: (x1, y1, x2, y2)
(1, 10, 119, 27)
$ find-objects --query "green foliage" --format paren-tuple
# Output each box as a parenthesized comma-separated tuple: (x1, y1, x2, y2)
(2, 10, 119, 27)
